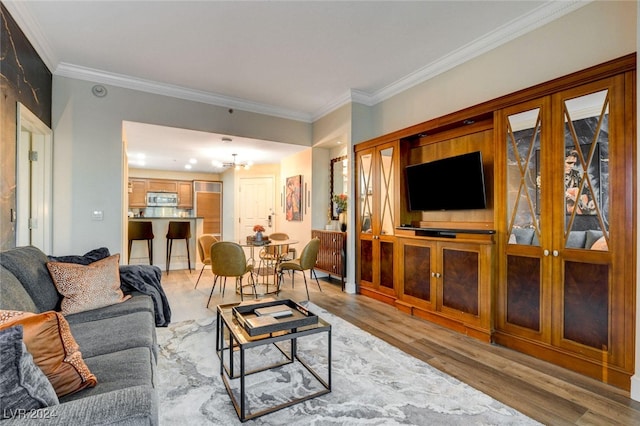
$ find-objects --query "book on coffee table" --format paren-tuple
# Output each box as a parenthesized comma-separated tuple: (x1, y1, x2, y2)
(254, 305, 293, 318)
(246, 315, 279, 328)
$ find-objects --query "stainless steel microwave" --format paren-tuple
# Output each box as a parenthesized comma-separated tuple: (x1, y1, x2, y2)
(146, 192, 178, 207)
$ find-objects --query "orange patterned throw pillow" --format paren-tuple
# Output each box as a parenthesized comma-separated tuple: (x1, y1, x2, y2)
(0, 310, 97, 397)
(47, 254, 131, 315)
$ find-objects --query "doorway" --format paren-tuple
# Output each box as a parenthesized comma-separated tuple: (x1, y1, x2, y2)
(238, 176, 275, 239)
(16, 103, 53, 253)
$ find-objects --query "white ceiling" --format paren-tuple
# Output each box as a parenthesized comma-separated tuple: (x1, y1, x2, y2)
(5, 1, 587, 173)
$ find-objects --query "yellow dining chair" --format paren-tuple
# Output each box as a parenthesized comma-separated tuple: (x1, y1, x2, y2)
(195, 234, 218, 288)
(206, 241, 256, 307)
(276, 237, 321, 301)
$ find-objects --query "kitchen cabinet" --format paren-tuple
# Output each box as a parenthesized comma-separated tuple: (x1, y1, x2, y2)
(128, 179, 147, 208)
(312, 230, 346, 290)
(177, 181, 193, 208)
(494, 74, 634, 388)
(147, 179, 177, 193)
(397, 234, 493, 341)
(355, 140, 400, 304)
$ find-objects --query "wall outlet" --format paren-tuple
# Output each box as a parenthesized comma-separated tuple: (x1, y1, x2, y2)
(92, 210, 104, 221)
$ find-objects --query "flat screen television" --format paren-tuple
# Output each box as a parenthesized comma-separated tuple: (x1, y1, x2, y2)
(405, 151, 487, 211)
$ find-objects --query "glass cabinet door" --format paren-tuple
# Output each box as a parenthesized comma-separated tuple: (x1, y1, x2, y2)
(500, 98, 551, 338)
(552, 85, 614, 355)
(378, 146, 395, 237)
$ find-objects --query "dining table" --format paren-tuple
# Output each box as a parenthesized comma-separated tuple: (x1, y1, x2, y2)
(240, 239, 298, 295)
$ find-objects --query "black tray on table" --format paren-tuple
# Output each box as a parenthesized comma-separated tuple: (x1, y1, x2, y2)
(232, 299, 318, 336)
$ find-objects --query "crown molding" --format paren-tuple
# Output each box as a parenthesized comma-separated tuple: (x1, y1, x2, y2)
(365, 0, 591, 106)
(55, 63, 313, 123)
(2, 1, 57, 72)
(6, 0, 590, 124)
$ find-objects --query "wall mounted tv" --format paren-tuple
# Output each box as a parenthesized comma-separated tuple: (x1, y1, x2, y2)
(405, 151, 487, 211)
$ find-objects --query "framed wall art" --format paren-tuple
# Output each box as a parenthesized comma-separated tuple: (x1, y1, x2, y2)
(285, 175, 302, 221)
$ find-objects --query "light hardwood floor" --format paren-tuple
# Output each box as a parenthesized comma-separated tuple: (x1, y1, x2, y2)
(162, 268, 640, 425)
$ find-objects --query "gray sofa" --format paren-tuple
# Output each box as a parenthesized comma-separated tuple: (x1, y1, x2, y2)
(0, 246, 160, 425)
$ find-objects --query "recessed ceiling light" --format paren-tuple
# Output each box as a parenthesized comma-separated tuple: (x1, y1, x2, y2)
(185, 164, 192, 170)
(189, 158, 197, 164)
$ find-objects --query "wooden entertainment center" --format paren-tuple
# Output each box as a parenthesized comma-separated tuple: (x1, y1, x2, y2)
(354, 54, 636, 389)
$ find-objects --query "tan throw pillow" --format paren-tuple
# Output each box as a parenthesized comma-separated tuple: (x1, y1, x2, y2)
(590, 236, 609, 251)
(0, 310, 97, 397)
(47, 254, 131, 315)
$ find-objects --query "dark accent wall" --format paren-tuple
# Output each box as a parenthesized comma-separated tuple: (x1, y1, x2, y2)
(0, 2, 52, 250)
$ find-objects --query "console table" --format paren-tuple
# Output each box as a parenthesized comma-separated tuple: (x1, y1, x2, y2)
(311, 230, 346, 290)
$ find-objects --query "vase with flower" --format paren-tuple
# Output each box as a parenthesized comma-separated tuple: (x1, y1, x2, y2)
(253, 224, 265, 242)
(333, 194, 348, 232)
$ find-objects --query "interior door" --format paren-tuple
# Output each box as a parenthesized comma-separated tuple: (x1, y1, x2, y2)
(238, 176, 275, 239)
(16, 103, 53, 253)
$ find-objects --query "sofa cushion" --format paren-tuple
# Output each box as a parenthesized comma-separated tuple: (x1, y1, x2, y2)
(0, 246, 60, 312)
(61, 347, 155, 403)
(64, 293, 154, 325)
(585, 230, 604, 249)
(0, 311, 97, 397)
(511, 228, 535, 245)
(68, 310, 156, 359)
(0, 325, 59, 417)
(53, 385, 158, 426)
(566, 231, 587, 248)
(47, 254, 132, 316)
(0, 266, 38, 312)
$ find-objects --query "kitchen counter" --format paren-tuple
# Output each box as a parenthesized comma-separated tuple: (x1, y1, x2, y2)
(128, 217, 205, 271)
(129, 216, 205, 219)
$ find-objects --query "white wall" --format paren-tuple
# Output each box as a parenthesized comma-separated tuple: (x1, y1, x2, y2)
(51, 77, 312, 256)
(371, 1, 636, 137)
(279, 149, 314, 246)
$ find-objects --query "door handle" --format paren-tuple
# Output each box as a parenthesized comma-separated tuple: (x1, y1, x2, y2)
(268, 215, 272, 227)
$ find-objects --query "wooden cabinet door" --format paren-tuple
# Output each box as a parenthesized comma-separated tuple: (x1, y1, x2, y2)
(496, 74, 634, 387)
(177, 181, 193, 208)
(356, 141, 399, 302)
(128, 179, 147, 207)
(437, 241, 492, 331)
(147, 179, 177, 192)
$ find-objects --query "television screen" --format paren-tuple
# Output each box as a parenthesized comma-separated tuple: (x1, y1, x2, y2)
(405, 151, 487, 211)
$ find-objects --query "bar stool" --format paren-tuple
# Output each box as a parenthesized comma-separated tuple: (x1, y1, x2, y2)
(166, 221, 191, 274)
(128, 221, 154, 265)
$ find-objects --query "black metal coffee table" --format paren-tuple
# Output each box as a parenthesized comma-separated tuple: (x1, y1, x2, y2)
(216, 300, 331, 422)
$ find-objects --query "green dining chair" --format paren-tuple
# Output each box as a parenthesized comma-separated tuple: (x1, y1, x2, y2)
(206, 241, 256, 307)
(276, 237, 321, 301)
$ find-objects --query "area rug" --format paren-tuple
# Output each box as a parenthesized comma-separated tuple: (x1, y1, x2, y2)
(156, 304, 539, 425)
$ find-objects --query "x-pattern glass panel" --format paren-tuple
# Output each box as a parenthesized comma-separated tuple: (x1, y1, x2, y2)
(359, 153, 373, 233)
(562, 90, 609, 250)
(379, 147, 395, 236)
(506, 108, 542, 246)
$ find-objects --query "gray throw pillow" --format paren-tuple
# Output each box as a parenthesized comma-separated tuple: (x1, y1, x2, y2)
(0, 326, 59, 418)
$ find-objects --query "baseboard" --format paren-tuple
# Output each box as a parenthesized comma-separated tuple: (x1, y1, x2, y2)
(630, 375, 640, 401)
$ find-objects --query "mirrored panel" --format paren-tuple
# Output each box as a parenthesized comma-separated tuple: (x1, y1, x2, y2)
(359, 153, 373, 233)
(562, 89, 609, 251)
(379, 147, 395, 236)
(330, 156, 348, 219)
(506, 108, 542, 246)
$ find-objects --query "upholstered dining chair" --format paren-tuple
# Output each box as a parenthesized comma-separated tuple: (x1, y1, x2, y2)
(206, 241, 257, 308)
(276, 237, 321, 301)
(195, 234, 218, 289)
